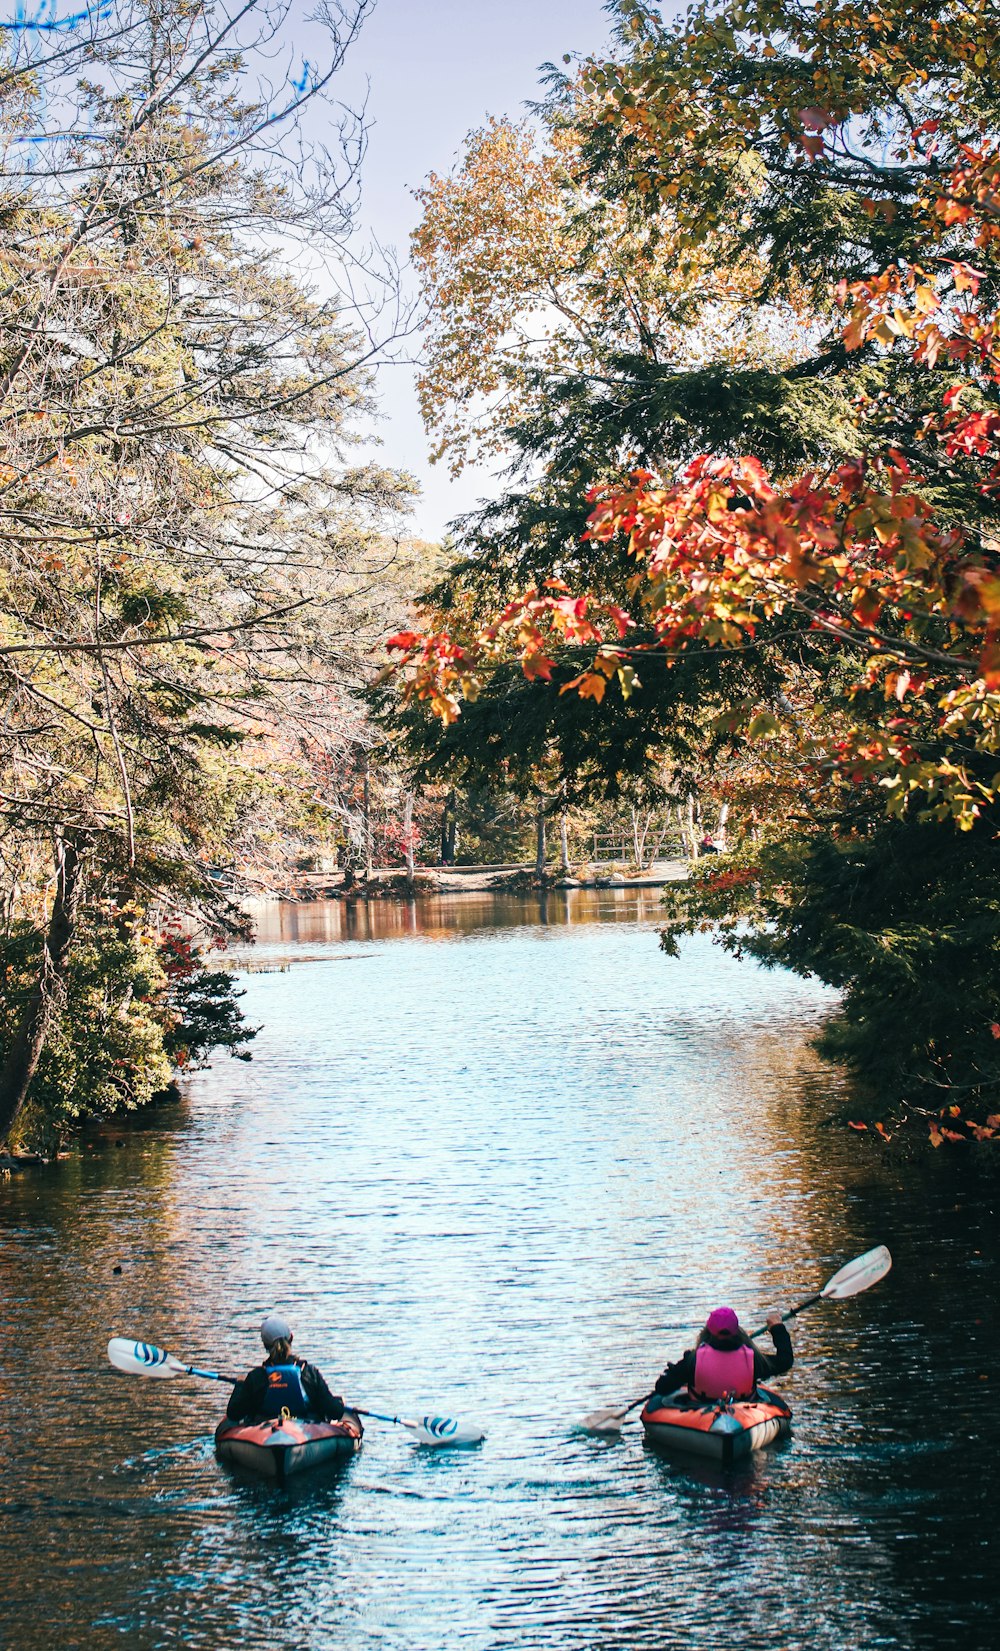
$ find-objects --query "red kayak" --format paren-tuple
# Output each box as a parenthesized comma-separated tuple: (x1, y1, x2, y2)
(215, 1412, 363, 1482)
(640, 1386, 791, 1465)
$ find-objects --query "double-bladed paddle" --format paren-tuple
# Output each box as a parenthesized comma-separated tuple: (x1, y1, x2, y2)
(744, 1242, 893, 1338)
(107, 1337, 485, 1447)
(109, 1338, 238, 1383)
(352, 1406, 484, 1446)
(579, 1243, 893, 1435)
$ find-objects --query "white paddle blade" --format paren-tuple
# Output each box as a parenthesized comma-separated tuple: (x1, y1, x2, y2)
(580, 1407, 627, 1433)
(108, 1338, 185, 1379)
(821, 1244, 892, 1301)
(411, 1415, 484, 1447)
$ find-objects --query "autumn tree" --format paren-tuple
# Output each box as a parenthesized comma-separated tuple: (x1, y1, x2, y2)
(392, 0, 1000, 1139)
(413, 109, 816, 475)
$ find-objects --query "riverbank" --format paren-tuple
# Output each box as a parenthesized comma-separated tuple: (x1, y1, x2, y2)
(269, 858, 690, 901)
(0, 1150, 56, 1174)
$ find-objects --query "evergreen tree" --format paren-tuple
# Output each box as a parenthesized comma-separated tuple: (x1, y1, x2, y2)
(394, 0, 1000, 1140)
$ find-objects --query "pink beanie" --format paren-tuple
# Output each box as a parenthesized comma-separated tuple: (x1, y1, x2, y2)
(706, 1306, 740, 1335)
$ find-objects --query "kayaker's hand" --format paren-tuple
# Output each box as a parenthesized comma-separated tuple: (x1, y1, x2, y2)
(765, 1310, 784, 1327)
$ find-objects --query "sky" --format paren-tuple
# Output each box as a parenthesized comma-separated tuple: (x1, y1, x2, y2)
(331, 0, 618, 541)
(5, 0, 618, 538)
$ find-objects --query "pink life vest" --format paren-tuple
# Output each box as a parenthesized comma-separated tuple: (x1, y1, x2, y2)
(693, 1341, 756, 1400)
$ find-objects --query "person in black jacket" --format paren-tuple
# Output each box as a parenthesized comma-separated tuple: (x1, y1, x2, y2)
(226, 1313, 347, 1424)
(652, 1306, 793, 1402)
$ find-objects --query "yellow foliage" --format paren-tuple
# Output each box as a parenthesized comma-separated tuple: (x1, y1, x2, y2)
(411, 104, 818, 474)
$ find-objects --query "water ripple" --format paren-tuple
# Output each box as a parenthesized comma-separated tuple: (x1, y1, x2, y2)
(1, 894, 997, 1651)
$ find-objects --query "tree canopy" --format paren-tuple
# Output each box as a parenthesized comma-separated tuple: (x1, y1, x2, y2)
(392, 0, 1000, 1142)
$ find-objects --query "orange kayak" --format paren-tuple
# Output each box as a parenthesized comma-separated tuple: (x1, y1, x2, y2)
(640, 1386, 791, 1465)
(215, 1412, 363, 1482)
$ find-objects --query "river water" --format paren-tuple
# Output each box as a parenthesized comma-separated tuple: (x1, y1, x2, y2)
(1, 891, 997, 1650)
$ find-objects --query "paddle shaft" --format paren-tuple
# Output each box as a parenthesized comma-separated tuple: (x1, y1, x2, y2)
(593, 1303, 813, 1426)
(184, 1386, 403, 1426)
(354, 1408, 413, 1427)
(172, 1377, 398, 1422)
(582, 1244, 890, 1432)
(748, 1291, 822, 1342)
(110, 1343, 421, 1426)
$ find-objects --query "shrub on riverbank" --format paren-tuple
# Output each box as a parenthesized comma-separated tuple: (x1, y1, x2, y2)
(661, 817, 1000, 1141)
(0, 915, 254, 1155)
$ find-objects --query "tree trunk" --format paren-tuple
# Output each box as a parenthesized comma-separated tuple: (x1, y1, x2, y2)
(717, 802, 729, 853)
(535, 795, 547, 878)
(0, 834, 84, 1147)
(403, 791, 415, 886)
(363, 753, 373, 878)
(630, 807, 653, 869)
(687, 793, 699, 859)
(648, 813, 671, 865)
(559, 808, 570, 875)
(673, 803, 687, 858)
(440, 788, 457, 866)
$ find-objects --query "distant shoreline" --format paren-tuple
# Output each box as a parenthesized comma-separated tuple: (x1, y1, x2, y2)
(246, 860, 690, 902)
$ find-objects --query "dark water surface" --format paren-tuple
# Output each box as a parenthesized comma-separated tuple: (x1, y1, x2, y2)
(1, 891, 997, 1650)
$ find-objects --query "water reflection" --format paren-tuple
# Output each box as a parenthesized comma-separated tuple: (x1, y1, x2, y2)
(244, 886, 667, 954)
(1, 897, 998, 1650)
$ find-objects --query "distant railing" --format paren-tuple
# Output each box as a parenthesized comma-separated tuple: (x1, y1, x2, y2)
(592, 824, 683, 866)
(592, 832, 630, 864)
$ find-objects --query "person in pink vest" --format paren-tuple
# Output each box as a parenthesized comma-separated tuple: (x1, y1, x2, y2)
(650, 1306, 793, 1403)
